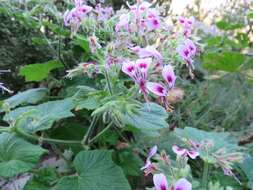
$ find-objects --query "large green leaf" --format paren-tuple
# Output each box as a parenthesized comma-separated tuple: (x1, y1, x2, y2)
(1, 88, 48, 110)
(122, 103, 169, 135)
(19, 60, 63, 82)
(4, 98, 75, 133)
(54, 150, 131, 190)
(238, 154, 253, 188)
(0, 133, 46, 177)
(203, 51, 246, 72)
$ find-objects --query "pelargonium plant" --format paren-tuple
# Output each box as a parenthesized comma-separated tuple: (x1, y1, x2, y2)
(64, 0, 199, 112)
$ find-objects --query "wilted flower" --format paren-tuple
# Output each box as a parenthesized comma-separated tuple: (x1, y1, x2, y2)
(153, 173, 169, 190)
(172, 145, 199, 159)
(66, 62, 98, 78)
(64, 0, 92, 36)
(88, 35, 102, 53)
(122, 58, 151, 100)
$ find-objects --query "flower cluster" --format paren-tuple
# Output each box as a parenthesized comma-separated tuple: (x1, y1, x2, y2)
(141, 145, 194, 190)
(64, 0, 92, 36)
(122, 58, 151, 101)
(116, 1, 161, 33)
(177, 16, 197, 75)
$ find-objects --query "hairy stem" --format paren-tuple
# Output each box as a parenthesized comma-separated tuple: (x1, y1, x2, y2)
(89, 122, 113, 143)
(81, 116, 98, 146)
(202, 161, 209, 189)
(104, 69, 113, 95)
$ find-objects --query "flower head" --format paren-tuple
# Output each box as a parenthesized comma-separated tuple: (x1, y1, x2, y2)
(178, 16, 194, 38)
(64, 1, 92, 36)
(147, 65, 176, 97)
(141, 145, 157, 170)
(172, 145, 199, 159)
(122, 58, 151, 98)
(177, 39, 196, 67)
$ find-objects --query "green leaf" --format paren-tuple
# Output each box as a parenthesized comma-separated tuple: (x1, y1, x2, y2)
(122, 103, 169, 136)
(115, 150, 143, 176)
(54, 150, 131, 190)
(75, 97, 100, 111)
(216, 20, 244, 30)
(19, 60, 63, 82)
(248, 12, 253, 19)
(2, 88, 48, 110)
(4, 98, 75, 133)
(203, 51, 246, 72)
(24, 168, 59, 190)
(238, 154, 253, 188)
(74, 35, 90, 52)
(0, 133, 46, 177)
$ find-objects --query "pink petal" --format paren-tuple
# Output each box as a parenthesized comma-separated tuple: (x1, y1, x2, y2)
(172, 145, 187, 156)
(153, 173, 169, 190)
(141, 160, 152, 170)
(78, 5, 92, 14)
(173, 178, 192, 190)
(147, 82, 167, 97)
(147, 145, 158, 160)
(162, 65, 176, 88)
(178, 16, 186, 24)
(122, 61, 136, 77)
(187, 150, 199, 159)
(136, 58, 151, 74)
(138, 46, 162, 60)
(139, 2, 152, 12)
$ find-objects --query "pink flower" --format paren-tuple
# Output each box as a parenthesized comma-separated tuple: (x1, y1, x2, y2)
(64, 1, 92, 35)
(115, 14, 130, 33)
(146, 8, 161, 30)
(141, 145, 158, 170)
(147, 65, 176, 97)
(172, 178, 192, 190)
(176, 39, 196, 66)
(95, 4, 114, 21)
(172, 145, 199, 159)
(129, 1, 152, 15)
(122, 58, 151, 98)
(178, 16, 194, 37)
(137, 45, 162, 60)
(153, 173, 169, 190)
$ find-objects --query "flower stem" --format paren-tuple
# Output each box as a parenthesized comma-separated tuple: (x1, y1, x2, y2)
(104, 69, 113, 95)
(88, 122, 113, 143)
(14, 127, 81, 144)
(202, 161, 209, 189)
(0, 126, 11, 133)
(81, 116, 98, 146)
